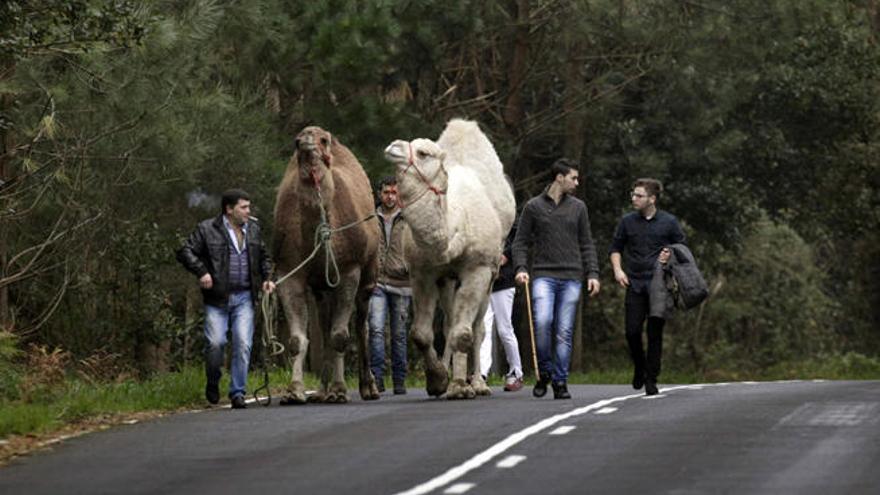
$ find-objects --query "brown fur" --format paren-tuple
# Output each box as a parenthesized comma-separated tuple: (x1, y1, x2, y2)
(273, 126, 379, 403)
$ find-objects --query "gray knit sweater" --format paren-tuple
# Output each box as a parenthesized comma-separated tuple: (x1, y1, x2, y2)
(512, 190, 600, 281)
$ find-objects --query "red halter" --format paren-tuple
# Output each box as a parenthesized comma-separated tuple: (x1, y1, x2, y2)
(402, 142, 446, 201)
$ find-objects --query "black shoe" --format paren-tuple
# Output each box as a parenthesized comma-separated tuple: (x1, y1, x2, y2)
(632, 369, 645, 390)
(231, 395, 247, 409)
(393, 383, 407, 395)
(645, 381, 659, 396)
(375, 379, 385, 393)
(205, 383, 220, 404)
(533, 376, 551, 398)
(552, 381, 571, 400)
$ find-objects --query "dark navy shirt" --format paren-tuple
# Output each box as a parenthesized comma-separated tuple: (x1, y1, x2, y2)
(609, 210, 685, 294)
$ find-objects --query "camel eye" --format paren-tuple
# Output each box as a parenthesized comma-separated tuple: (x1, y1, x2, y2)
(320, 137, 329, 145)
(417, 150, 427, 159)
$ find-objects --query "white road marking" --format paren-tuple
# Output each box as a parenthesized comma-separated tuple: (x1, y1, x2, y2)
(642, 394, 667, 400)
(443, 483, 475, 494)
(595, 407, 618, 414)
(394, 381, 806, 495)
(496, 455, 527, 468)
(392, 391, 643, 495)
(549, 426, 576, 435)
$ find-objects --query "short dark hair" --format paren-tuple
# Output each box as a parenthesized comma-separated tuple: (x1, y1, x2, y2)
(633, 178, 663, 201)
(221, 188, 250, 214)
(378, 176, 397, 190)
(551, 158, 579, 179)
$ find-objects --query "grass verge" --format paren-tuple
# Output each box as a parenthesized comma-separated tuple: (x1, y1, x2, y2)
(1, 352, 878, 456)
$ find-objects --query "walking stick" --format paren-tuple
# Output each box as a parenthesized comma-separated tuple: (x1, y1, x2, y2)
(523, 280, 540, 383)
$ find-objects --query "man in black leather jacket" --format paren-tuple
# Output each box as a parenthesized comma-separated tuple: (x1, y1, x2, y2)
(177, 189, 275, 409)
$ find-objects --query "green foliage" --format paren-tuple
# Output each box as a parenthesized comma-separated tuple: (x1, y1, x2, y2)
(2, 0, 879, 391)
(0, 332, 22, 399)
(667, 218, 837, 372)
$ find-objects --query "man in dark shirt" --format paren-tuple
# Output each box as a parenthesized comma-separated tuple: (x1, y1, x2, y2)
(177, 189, 276, 409)
(609, 178, 685, 396)
(513, 158, 600, 399)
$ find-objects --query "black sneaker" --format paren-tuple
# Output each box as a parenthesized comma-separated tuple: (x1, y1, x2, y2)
(376, 380, 386, 393)
(632, 369, 645, 390)
(393, 383, 407, 395)
(231, 395, 247, 409)
(552, 381, 571, 400)
(205, 383, 220, 405)
(645, 381, 659, 396)
(532, 376, 551, 398)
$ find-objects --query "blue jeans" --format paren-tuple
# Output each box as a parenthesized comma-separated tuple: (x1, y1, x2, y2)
(368, 287, 411, 384)
(531, 277, 582, 383)
(204, 291, 254, 399)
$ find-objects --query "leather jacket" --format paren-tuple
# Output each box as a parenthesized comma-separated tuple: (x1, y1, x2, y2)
(176, 214, 273, 307)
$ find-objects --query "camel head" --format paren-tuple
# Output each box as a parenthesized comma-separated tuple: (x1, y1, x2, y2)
(293, 126, 334, 185)
(384, 138, 448, 200)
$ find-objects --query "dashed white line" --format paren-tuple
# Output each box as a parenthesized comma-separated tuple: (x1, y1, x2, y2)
(595, 407, 618, 414)
(642, 394, 667, 400)
(443, 483, 475, 494)
(394, 381, 805, 495)
(392, 392, 642, 495)
(496, 455, 527, 468)
(549, 425, 576, 435)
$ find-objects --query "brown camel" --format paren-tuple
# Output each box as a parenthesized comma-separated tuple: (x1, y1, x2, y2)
(273, 126, 380, 403)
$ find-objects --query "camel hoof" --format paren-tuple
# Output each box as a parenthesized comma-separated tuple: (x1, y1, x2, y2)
(447, 379, 476, 400)
(471, 377, 491, 396)
(426, 368, 449, 397)
(281, 382, 308, 405)
(360, 381, 381, 401)
(279, 393, 307, 405)
(325, 382, 348, 404)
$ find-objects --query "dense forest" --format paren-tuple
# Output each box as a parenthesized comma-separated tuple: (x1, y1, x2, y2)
(2, 0, 879, 385)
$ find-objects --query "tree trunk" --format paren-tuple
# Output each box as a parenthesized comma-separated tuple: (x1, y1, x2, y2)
(503, 0, 530, 131)
(562, 39, 587, 163)
(0, 90, 13, 330)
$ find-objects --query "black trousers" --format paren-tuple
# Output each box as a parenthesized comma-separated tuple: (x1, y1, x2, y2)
(625, 289, 666, 381)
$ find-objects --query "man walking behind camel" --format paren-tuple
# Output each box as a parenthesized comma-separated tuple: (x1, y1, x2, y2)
(512, 158, 600, 400)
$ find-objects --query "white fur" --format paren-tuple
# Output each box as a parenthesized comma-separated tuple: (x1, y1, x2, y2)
(384, 119, 515, 399)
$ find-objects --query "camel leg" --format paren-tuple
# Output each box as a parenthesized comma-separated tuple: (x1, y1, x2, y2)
(278, 279, 309, 405)
(354, 284, 380, 401)
(447, 266, 492, 400)
(322, 267, 360, 404)
(411, 274, 447, 397)
(469, 296, 491, 396)
(438, 278, 456, 373)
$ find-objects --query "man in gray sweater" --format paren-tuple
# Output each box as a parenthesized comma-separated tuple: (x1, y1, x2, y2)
(512, 158, 601, 399)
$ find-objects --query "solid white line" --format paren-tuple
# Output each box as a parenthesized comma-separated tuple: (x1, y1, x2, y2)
(443, 483, 475, 494)
(549, 426, 576, 435)
(595, 407, 618, 414)
(393, 381, 804, 495)
(496, 455, 527, 468)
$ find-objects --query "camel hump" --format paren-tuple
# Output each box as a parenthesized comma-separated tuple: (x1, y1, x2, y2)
(437, 118, 504, 176)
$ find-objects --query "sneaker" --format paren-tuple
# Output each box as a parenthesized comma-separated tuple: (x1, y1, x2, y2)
(205, 383, 220, 405)
(503, 375, 523, 392)
(552, 381, 571, 400)
(632, 369, 645, 390)
(532, 376, 551, 398)
(231, 395, 247, 409)
(393, 382, 407, 395)
(645, 381, 659, 396)
(375, 379, 385, 393)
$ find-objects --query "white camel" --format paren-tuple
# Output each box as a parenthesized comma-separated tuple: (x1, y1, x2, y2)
(384, 119, 515, 399)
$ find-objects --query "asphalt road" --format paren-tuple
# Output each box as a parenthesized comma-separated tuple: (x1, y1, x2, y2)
(1, 380, 878, 494)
